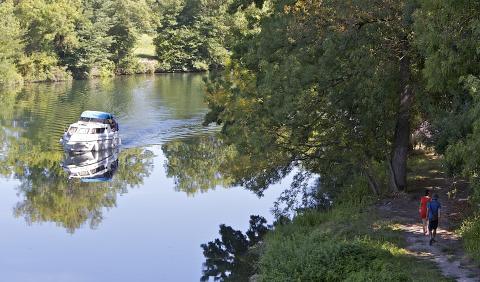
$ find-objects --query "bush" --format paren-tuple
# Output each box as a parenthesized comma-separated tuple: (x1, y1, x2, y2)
(115, 55, 139, 75)
(259, 236, 411, 281)
(88, 61, 115, 78)
(0, 61, 23, 86)
(135, 59, 159, 74)
(17, 53, 71, 82)
(460, 214, 480, 262)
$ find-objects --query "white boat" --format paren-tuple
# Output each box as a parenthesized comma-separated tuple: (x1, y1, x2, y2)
(60, 111, 121, 152)
(61, 148, 119, 182)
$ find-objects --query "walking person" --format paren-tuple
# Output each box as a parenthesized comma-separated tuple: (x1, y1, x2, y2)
(427, 194, 441, 246)
(419, 189, 431, 235)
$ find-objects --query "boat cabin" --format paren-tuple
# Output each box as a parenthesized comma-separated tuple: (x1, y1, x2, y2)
(60, 110, 121, 152)
(67, 111, 119, 134)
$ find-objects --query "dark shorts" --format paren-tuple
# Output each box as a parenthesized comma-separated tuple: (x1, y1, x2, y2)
(429, 220, 438, 231)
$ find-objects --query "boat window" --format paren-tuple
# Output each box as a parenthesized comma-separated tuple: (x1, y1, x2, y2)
(90, 128, 105, 134)
(68, 127, 77, 134)
(80, 117, 106, 123)
(77, 128, 89, 134)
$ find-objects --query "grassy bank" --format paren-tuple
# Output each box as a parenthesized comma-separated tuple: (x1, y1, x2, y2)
(256, 152, 480, 280)
(258, 190, 449, 281)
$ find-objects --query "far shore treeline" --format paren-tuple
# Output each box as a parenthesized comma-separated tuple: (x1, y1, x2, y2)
(0, 0, 236, 85)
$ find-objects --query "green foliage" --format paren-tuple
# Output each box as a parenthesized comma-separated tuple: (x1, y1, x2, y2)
(71, 0, 115, 78)
(0, 0, 263, 83)
(154, 0, 231, 71)
(0, 0, 24, 86)
(414, 0, 480, 157)
(17, 52, 72, 82)
(0, 0, 160, 83)
(459, 214, 480, 262)
(17, 0, 82, 59)
(414, 1, 480, 249)
(134, 34, 157, 59)
(205, 0, 412, 194)
(0, 61, 23, 86)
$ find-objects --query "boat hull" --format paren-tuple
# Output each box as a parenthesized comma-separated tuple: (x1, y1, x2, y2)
(60, 134, 121, 153)
(61, 148, 119, 181)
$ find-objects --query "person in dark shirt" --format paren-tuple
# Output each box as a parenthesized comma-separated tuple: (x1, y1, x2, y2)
(427, 194, 441, 246)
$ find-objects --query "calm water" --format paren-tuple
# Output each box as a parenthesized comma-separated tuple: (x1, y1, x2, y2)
(0, 74, 286, 281)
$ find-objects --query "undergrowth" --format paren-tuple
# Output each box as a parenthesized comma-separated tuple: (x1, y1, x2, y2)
(460, 214, 480, 263)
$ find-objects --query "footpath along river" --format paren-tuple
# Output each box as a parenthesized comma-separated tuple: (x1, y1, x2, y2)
(0, 74, 288, 281)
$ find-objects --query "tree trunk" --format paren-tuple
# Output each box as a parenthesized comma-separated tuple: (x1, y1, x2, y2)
(364, 165, 380, 195)
(390, 39, 414, 192)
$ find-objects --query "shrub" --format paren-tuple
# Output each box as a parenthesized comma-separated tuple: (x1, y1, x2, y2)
(0, 61, 23, 86)
(17, 53, 71, 82)
(135, 59, 159, 74)
(115, 55, 139, 75)
(259, 227, 435, 282)
(88, 61, 115, 78)
(459, 214, 480, 262)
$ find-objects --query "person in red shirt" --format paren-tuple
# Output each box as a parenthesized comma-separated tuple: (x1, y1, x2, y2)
(419, 189, 431, 235)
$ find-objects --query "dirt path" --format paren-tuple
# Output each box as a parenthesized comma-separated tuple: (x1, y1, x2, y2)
(377, 153, 480, 281)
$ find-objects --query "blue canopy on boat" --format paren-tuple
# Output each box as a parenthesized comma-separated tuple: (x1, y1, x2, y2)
(80, 111, 113, 120)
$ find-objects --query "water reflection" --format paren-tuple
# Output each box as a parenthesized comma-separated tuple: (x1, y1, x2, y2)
(61, 148, 119, 182)
(162, 134, 235, 195)
(201, 215, 270, 281)
(12, 147, 154, 233)
(0, 75, 201, 232)
(162, 134, 293, 196)
(0, 74, 286, 281)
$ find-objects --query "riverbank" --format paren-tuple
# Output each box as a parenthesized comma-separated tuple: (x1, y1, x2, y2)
(0, 34, 211, 87)
(255, 151, 480, 281)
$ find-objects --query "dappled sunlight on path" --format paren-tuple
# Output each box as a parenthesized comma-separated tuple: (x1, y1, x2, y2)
(377, 190, 479, 281)
(394, 222, 478, 282)
(373, 152, 480, 281)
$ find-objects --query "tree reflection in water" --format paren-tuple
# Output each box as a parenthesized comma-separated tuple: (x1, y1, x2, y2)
(0, 82, 156, 233)
(13, 147, 153, 233)
(0, 135, 154, 233)
(201, 215, 270, 281)
(162, 134, 236, 195)
(162, 134, 293, 196)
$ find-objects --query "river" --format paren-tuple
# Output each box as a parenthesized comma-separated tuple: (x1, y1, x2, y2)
(0, 74, 287, 281)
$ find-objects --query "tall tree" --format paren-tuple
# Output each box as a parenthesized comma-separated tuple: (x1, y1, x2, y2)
(70, 0, 115, 78)
(205, 0, 422, 194)
(154, 0, 231, 71)
(108, 0, 154, 72)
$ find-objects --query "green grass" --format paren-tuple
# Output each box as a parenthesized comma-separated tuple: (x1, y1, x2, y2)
(134, 34, 157, 60)
(257, 186, 451, 281)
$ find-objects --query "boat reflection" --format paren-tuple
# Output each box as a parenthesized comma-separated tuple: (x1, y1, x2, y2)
(61, 148, 119, 182)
